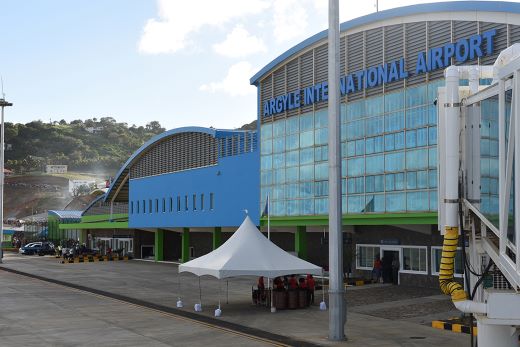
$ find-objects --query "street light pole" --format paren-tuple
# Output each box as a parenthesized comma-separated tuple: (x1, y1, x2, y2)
(0, 98, 13, 264)
(328, 0, 346, 341)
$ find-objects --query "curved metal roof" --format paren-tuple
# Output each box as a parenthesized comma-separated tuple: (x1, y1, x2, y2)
(104, 126, 254, 203)
(48, 210, 83, 221)
(250, 1, 520, 85)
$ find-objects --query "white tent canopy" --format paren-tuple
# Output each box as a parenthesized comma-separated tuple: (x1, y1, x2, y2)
(179, 216, 322, 279)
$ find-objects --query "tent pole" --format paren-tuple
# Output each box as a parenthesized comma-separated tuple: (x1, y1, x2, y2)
(199, 277, 202, 304)
(270, 277, 275, 313)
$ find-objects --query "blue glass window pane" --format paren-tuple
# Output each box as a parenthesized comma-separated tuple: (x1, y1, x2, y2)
(428, 105, 437, 125)
(300, 182, 313, 198)
(286, 150, 299, 167)
(300, 199, 314, 215)
(315, 145, 328, 162)
(406, 171, 417, 189)
(347, 141, 356, 157)
(315, 127, 328, 145)
(395, 131, 405, 149)
(341, 179, 346, 194)
(347, 157, 365, 176)
(384, 134, 395, 151)
(272, 153, 285, 169)
(407, 191, 429, 211)
(286, 134, 299, 151)
(341, 124, 348, 141)
(273, 169, 285, 185)
(364, 194, 385, 212)
(406, 149, 428, 170)
(417, 128, 428, 147)
(272, 200, 285, 216)
(395, 172, 405, 190)
(366, 96, 384, 115)
(261, 155, 272, 170)
(261, 170, 272, 185)
(286, 167, 299, 182)
(273, 120, 285, 137)
(272, 185, 284, 200)
(287, 200, 299, 216)
(273, 137, 285, 153)
(300, 164, 314, 181)
(348, 195, 364, 213)
(385, 112, 405, 132)
(417, 170, 428, 189)
(374, 175, 384, 192)
(315, 198, 328, 214)
(428, 79, 444, 103)
(315, 162, 328, 180)
(406, 130, 416, 148)
(429, 170, 437, 188)
(365, 137, 374, 154)
(315, 109, 328, 128)
(429, 191, 437, 211)
(341, 142, 347, 158)
(386, 174, 395, 191)
(429, 148, 437, 168)
(341, 103, 347, 123)
(342, 159, 347, 175)
(366, 116, 384, 136)
(386, 193, 406, 212)
(286, 183, 299, 198)
(429, 126, 437, 145)
(300, 112, 313, 131)
(385, 90, 404, 112)
(342, 196, 347, 212)
(261, 140, 272, 155)
(355, 139, 365, 155)
(374, 136, 384, 153)
(300, 148, 314, 165)
(286, 117, 299, 134)
(347, 100, 365, 121)
(365, 176, 374, 193)
(347, 120, 365, 140)
(406, 106, 428, 129)
(406, 85, 427, 107)
(261, 123, 272, 139)
(366, 154, 384, 175)
(315, 180, 328, 196)
(385, 152, 405, 172)
(300, 130, 314, 148)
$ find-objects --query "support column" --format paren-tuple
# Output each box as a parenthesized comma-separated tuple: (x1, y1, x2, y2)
(181, 228, 190, 263)
(295, 226, 308, 260)
(154, 229, 164, 262)
(213, 227, 222, 250)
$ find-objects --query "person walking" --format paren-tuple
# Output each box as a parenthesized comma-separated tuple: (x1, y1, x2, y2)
(372, 255, 382, 283)
(391, 255, 400, 285)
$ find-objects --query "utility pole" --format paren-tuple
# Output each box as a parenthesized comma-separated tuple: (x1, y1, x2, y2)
(328, 0, 346, 341)
(0, 97, 13, 263)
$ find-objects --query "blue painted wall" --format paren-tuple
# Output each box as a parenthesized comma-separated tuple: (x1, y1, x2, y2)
(128, 150, 259, 228)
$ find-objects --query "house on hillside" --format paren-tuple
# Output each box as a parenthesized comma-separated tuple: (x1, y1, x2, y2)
(45, 165, 67, 174)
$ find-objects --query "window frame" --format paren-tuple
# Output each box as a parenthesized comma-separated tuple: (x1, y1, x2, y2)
(431, 246, 464, 278)
(400, 245, 428, 275)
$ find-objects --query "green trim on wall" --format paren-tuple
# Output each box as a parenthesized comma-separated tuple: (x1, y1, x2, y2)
(213, 227, 222, 250)
(181, 228, 190, 263)
(295, 226, 307, 260)
(59, 221, 129, 230)
(260, 212, 437, 227)
(81, 214, 128, 223)
(155, 229, 164, 261)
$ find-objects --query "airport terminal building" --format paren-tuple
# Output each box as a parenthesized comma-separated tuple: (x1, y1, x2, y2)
(250, 1, 520, 285)
(54, 1, 520, 287)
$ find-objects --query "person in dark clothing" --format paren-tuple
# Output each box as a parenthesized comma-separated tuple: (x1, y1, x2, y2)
(382, 254, 393, 283)
(391, 256, 400, 285)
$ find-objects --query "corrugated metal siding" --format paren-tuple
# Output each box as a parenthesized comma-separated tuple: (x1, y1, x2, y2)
(427, 21, 451, 81)
(314, 43, 328, 110)
(454, 21, 478, 66)
(83, 201, 128, 216)
(480, 22, 507, 65)
(384, 24, 404, 92)
(365, 28, 384, 97)
(300, 50, 314, 114)
(130, 132, 218, 179)
(347, 31, 364, 101)
(287, 58, 300, 117)
(510, 24, 520, 45)
(406, 22, 427, 86)
(260, 75, 273, 122)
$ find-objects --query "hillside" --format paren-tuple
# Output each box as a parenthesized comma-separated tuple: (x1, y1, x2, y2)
(6, 118, 166, 173)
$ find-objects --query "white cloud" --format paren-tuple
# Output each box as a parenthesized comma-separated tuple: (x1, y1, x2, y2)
(139, 0, 271, 54)
(199, 61, 256, 96)
(213, 25, 267, 58)
(273, 0, 309, 43)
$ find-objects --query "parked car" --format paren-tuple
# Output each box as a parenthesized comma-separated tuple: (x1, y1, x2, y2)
(19, 242, 55, 256)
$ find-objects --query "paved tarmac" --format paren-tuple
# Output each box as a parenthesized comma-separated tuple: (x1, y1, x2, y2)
(0, 253, 471, 346)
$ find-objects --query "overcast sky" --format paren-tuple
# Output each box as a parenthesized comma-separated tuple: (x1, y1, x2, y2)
(0, 0, 508, 130)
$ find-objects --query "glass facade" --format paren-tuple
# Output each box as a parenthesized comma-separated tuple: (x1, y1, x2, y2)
(260, 80, 443, 216)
